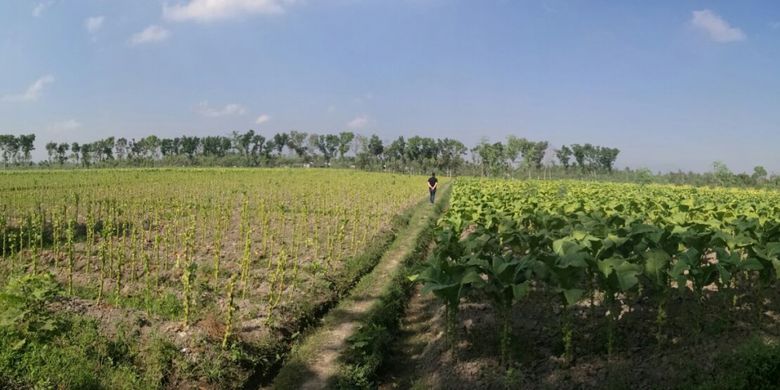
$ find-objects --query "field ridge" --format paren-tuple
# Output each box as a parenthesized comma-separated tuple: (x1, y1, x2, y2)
(271, 185, 450, 389)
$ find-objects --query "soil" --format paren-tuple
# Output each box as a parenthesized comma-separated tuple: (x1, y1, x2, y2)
(380, 281, 780, 389)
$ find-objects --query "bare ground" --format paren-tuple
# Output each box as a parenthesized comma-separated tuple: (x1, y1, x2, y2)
(380, 281, 780, 389)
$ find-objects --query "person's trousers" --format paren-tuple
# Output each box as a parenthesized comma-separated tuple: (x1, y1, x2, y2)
(429, 189, 436, 203)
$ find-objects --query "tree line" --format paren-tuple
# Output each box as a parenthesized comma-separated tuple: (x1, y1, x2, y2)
(3, 130, 622, 177)
(6, 130, 780, 189)
(0, 134, 36, 165)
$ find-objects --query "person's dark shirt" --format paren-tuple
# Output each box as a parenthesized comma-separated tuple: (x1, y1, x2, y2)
(428, 176, 438, 188)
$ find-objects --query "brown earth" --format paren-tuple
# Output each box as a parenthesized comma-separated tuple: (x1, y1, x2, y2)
(380, 281, 780, 389)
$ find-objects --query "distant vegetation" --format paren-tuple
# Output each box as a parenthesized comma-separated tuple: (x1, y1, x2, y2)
(0, 131, 776, 188)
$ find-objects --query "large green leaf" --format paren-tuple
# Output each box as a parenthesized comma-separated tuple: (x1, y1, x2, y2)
(560, 288, 585, 306)
(643, 249, 670, 286)
(614, 261, 642, 291)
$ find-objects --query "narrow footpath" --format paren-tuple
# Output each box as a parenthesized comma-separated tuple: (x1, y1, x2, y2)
(271, 186, 450, 389)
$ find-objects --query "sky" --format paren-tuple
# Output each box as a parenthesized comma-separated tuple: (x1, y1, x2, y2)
(1, 0, 780, 173)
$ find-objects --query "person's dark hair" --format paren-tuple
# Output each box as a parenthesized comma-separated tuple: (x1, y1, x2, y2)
(431, 172, 435, 176)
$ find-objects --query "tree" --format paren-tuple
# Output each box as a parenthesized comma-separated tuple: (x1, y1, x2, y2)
(473, 140, 507, 177)
(273, 132, 289, 156)
(712, 161, 732, 185)
(367, 135, 384, 158)
(45, 142, 57, 163)
(18, 134, 36, 163)
(437, 138, 467, 175)
(385, 136, 406, 168)
(200, 136, 231, 158)
(505, 136, 528, 165)
(555, 145, 573, 169)
(91, 137, 115, 162)
(160, 138, 176, 157)
(70, 143, 81, 165)
(0, 135, 18, 165)
(140, 135, 161, 159)
(753, 166, 768, 181)
(248, 133, 267, 165)
(352, 134, 368, 156)
(596, 147, 620, 172)
(233, 130, 256, 156)
(79, 143, 92, 167)
(524, 141, 548, 169)
(261, 139, 276, 160)
(286, 131, 308, 158)
(55, 143, 70, 165)
(115, 138, 128, 159)
(338, 132, 354, 160)
(314, 134, 339, 164)
(180, 136, 200, 160)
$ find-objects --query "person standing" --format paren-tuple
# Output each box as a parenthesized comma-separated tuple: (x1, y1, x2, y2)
(427, 173, 438, 204)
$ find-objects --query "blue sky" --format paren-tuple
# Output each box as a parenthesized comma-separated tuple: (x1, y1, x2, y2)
(1, 1, 780, 173)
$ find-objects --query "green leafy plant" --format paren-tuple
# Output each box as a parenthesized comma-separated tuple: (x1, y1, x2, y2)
(0, 273, 63, 350)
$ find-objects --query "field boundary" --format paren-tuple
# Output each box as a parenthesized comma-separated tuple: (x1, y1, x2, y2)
(271, 185, 451, 389)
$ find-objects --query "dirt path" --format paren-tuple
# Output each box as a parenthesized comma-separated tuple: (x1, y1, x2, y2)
(378, 283, 446, 389)
(271, 187, 449, 389)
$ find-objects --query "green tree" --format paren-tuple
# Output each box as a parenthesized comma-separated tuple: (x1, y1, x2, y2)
(367, 134, 384, 158)
(314, 134, 340, 164)
(115, 138, 128, 159)
(180, 136, 200, 160)
(473, 140, 507, 177)
(753, 166, 768, 182)
(286, 131, 308, 158)
(18, 134, 36, 164)
(596, 147, 620, 172)
(556, 145, 573, 169)
(55, 143, 70, 165)
(713, 161, 732, 185)
(45, 142, 57, 163)
(273, 132, 289, 156)
(338, 131, 355, 160)
(524, 141, 548, 169)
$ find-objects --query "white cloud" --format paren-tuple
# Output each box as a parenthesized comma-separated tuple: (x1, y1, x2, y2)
(85, 16, 105, 34)
(163, 0, 296, 23)
(255, 114, 271, 124)
(196, 101, 247, 117)
(32, 2, 54, 17)
(347, 115, 369, 130)
(2, 74, 55, 102)
(47, 119, 82, 133)
(129, 25, 170, 46)
(691, 10, 746, 43)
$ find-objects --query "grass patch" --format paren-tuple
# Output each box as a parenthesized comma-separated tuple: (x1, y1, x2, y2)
(0, 273, 178, 389)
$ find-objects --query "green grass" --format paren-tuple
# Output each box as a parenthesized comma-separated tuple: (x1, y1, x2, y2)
(0, 274, 179, 389)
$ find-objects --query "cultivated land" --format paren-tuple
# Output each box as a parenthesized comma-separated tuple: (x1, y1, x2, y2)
(404, 179, 780, 389)
(4, 172, 780, 389)
(0, 168, 440, 388)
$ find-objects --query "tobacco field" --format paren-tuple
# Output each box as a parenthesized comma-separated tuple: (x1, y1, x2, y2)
(414, 178, 780, 388)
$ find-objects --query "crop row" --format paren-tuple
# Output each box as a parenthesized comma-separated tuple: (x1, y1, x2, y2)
(418, 179, 780, 365)
(0, 169, 429, 345)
